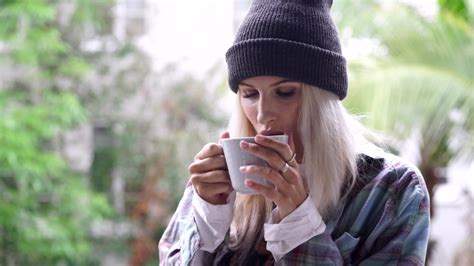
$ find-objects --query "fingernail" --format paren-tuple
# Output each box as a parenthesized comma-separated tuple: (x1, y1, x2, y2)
(244, 179, 253, 186)
(239, 166, 247, 172)
(240, 141, 249, 148)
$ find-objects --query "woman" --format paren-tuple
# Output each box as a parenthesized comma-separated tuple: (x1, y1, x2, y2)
(159, 0, 430, 265)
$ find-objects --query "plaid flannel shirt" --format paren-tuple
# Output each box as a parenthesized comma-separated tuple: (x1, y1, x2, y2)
(159, 153, 430, 265)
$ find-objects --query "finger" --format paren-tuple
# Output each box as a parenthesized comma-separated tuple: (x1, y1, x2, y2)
(288, 133, 296, 160)
(285, 133, 298, 166)
(189, 155, 227, 174)
(244, 179, 279, 200)
(240, 140, 286, 171)
(219, 131, 230, 140)
(254, 135, 294, 163)
(195, 182, 234, 198)
(190, 170, 230, 184)
(195, 143, 223, 160)
(240, 165, 288, 188)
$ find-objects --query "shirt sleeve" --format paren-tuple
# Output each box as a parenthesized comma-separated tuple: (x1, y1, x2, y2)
(192, 190, 235, 252)
(263, 195, 326, 262)
(158, 182, 201, 265)
(357, 165, 430, 265)
(159, 181, 234, 265)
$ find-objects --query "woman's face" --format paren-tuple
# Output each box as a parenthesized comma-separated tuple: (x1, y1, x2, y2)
(238, 76, 303, 158)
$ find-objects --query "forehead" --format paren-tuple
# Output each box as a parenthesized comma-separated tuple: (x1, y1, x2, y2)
(238, 76, 295, 88)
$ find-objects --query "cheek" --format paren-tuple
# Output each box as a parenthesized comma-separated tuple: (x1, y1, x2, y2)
(284, 104, 299, 123)
(284, 103, 300, 130)
(241, 102, 257, 123)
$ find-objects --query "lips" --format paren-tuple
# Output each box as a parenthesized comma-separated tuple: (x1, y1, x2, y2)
(259, 129, 285, 136)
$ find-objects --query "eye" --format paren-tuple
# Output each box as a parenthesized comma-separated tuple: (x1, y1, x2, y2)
(241, 89, 258, 98)
(276, 88, 296, 98)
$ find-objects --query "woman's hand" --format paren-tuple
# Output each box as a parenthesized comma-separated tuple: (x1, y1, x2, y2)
(189, 131, 234, 205)
(239, 134, 307, 219)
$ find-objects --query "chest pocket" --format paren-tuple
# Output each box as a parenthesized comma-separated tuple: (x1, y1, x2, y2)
(334, 232, 360, 263)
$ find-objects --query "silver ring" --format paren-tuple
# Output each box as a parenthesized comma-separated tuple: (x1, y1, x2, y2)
(279, 162, 290, 174)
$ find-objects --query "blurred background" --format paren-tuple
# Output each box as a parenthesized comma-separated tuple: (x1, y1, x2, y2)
(0, 0, 472, 265)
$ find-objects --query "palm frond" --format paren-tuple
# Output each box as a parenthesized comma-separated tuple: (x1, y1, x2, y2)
(343, 1, 474, 162)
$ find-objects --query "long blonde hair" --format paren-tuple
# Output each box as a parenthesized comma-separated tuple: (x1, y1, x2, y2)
(227, 84, 362, 262)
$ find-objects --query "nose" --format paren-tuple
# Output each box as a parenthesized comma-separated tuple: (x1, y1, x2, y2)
(256, 96, 276, 125)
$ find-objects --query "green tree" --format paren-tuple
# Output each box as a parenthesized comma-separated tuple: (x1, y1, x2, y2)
(0, 0, 112, 264)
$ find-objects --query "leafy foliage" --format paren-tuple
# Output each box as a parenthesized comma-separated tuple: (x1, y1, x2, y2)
(438, 0, 469, 21)
(0, 0, 113, 264)
(339, 0, 474, 163)
(0, 90, 112, 265)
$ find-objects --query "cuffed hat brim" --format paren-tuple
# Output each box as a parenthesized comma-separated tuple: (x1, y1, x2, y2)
(226, 38, 347, 100)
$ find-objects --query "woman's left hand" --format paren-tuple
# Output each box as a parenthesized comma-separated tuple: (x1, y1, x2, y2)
(239, 134, 307, 220)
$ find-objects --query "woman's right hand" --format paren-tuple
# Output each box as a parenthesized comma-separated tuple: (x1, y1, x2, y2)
(189, 131, 233, 205)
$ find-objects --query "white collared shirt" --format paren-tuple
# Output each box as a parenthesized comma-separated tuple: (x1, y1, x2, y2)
(192, 190, 326, 262)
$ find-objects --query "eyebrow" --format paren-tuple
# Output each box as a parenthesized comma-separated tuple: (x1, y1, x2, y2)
(238, 79, 297, 88)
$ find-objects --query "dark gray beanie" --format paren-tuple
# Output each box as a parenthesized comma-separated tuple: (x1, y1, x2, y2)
(226, 0, 347, 100)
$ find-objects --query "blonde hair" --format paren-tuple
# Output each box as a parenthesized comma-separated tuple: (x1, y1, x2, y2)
(228, 84, 363, 262)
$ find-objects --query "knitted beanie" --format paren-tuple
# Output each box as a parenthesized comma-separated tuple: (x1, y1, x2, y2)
(225, 0, 347, 100)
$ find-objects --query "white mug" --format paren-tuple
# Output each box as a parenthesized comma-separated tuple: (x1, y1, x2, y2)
(221, 135, 288, 194)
